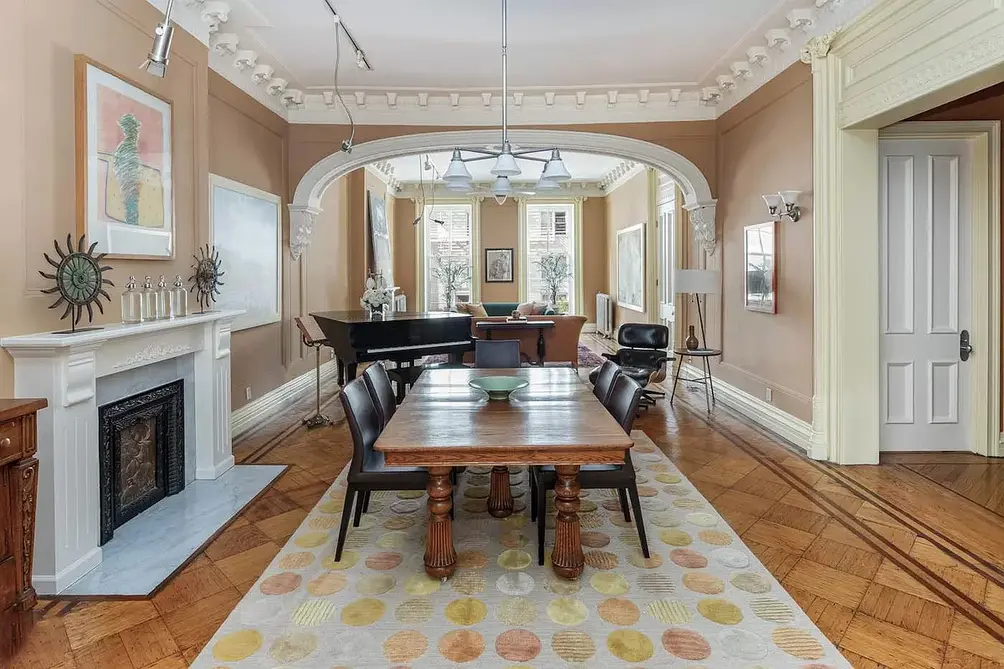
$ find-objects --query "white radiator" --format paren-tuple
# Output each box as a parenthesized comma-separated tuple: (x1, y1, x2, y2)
(596, 293, 613, 338)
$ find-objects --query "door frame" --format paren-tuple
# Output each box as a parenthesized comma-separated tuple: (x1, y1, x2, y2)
(879, 121, 1001, 457)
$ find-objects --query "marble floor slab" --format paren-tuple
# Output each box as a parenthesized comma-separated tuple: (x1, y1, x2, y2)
(62, 465, 286, 596)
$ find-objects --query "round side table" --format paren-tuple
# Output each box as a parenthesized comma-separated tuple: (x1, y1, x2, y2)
(670, 348, 723, 413)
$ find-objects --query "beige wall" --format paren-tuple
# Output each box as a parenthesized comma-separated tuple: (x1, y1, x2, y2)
(709, 64, 814, 421)
(480, 200, 521, 304)
(0, 0, 209, 395)
(606, 171, 654, 328)
(581, 198, 608, 324)
(393, 197, 417, 307)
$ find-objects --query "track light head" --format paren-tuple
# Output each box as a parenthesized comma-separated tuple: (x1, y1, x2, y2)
(142, 21, 174, 77)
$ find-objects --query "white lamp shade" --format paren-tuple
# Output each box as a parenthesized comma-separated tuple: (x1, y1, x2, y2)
(491, 176, 513, 198)
(541, 149, 572, 181)
(445, 179, 473, 192)
(674, 269, 720, 295)
(443, 150, 473, 182)
(762, 193, 782, 209)
(534, 176, 561, 191)
(778, 190, 801, 205)
(490, 144, 522, 177)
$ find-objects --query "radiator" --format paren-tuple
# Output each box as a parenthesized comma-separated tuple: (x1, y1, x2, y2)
(596, 293, 613, 338)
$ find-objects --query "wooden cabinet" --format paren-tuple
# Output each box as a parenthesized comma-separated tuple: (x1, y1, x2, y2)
(0, 399, 46, 661)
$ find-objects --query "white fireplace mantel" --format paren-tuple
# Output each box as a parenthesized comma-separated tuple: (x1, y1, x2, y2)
(1, 310, 242, 594)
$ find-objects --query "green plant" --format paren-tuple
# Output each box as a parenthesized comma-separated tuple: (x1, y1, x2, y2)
(431, 257, 470, 310)
(536, 253, 571, 310)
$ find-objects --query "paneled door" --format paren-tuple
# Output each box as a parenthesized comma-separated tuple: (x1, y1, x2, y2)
(879, 138, 973, 452)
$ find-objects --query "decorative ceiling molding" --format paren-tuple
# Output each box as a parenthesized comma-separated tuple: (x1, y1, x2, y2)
(598, 160, 646, 194)
(365, 162, 402, 192)
(395, 181, 607, 201)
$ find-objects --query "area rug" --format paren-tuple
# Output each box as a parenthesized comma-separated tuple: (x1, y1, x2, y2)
(191, 432, 850, 668)
(424, 343, 605, 369)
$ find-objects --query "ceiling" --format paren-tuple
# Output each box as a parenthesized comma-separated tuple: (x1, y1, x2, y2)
(384, 151, 624, 184)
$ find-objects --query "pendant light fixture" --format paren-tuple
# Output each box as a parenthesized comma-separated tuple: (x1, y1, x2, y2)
(442, 0, 572, 202)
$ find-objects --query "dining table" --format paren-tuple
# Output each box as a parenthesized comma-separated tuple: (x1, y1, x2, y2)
(374, 367, 634, 580)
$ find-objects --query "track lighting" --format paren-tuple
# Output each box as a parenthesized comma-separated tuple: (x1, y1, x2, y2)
(141, 0, 176, 78)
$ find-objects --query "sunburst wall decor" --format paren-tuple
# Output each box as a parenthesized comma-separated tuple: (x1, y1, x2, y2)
(190, 243, 225, 313)
(39, 234, 114, 333)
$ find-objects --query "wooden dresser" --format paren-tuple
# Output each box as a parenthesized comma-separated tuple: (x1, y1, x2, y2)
(0, 399, 46, 660)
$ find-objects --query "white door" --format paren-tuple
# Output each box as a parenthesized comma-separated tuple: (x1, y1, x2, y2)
(656, 173, 676, 332)
(879, 138, 973, 452)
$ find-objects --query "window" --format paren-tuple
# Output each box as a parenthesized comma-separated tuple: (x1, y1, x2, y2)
(423, 204, 473, 311)
(525, 204, 576, 314)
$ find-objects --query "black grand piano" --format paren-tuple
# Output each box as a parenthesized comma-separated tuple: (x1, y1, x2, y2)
(311, 311, 474, 386)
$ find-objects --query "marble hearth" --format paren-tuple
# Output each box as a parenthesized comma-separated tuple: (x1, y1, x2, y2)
(2, 311, 243, 595)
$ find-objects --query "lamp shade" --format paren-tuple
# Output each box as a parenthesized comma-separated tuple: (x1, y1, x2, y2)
(445, 179, 473, 193)
(541, 149, 572, 181)
(490, 143, 522, 177)
(674, 269, 720, 295)
(762, 193, 782, 209)
(443, 149, 473, 183)
(534, 176, 561, 191)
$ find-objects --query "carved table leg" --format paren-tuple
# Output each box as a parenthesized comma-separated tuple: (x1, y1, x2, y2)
(13, 458, 39, 650)
(551, 465, 584, 579)
(488, 466, 514, 518)
(424, 466, 456, 580)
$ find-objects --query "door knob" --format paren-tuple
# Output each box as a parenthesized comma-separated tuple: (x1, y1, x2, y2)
(960, 330, 974, 362)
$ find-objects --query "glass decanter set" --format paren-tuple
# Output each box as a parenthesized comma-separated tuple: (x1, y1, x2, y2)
(121, 275, 189, 324)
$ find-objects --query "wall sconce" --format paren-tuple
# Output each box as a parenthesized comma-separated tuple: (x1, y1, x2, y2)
(763, 190, 802, 222)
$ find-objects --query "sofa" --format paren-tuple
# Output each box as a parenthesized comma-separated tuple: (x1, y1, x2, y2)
(481, 302, 556, 316)
(466, 314, 586, 367)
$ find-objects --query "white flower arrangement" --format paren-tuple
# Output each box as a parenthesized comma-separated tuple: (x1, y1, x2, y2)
(360, 273, 392, 312)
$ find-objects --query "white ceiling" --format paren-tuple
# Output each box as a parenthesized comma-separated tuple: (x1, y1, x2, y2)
(385, 151, 624, 184)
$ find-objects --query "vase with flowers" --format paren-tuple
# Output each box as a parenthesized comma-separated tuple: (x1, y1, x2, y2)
(361, 272, 392, 319)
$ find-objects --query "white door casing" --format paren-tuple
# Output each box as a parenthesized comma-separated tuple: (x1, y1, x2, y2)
(880, 137, 973, 452)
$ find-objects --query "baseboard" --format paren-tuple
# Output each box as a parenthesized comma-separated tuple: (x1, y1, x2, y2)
(231, 359, 338, 440)
(33, 547, 103, 595)
(196, 455, 235, 480)
(680, 363, 813, 452)
(581, 322, 597, 334)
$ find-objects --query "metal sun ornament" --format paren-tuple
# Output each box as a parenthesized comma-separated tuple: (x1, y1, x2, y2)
(190, 244, 225, 313)
(39, 234, 114, 333)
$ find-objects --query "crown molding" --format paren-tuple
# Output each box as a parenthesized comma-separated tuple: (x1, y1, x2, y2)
(365, 162, 401, 192)
(394, 181, 607, 201)
(599, 160, 646, 195)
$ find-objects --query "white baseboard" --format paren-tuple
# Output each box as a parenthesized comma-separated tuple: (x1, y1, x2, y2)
(231, 359, 339, 440)
(581, 322, 597, 334)
(32, 547, 103, 595)
(680, 363, 812, 452)
(196, 455, 235, 480)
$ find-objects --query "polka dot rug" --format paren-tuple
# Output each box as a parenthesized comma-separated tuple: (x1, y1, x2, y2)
(191, 431, 850, 667)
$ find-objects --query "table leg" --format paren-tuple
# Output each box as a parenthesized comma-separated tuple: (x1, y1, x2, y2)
(670, 356, 684, 405)
(337, 358, 344, 386)
(702, 357, 712, 413)
(537, 330, 546, 366)
(551, 465, 584, 579)
(488, 466, 514, 518)
(424, 467, 456, 579)
(346, 363, 358, 382)
(486, 330, 493, 340)
(707, 357, 717, 406)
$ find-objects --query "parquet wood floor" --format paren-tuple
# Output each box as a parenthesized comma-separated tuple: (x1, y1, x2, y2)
(8, 339, 1004, 668)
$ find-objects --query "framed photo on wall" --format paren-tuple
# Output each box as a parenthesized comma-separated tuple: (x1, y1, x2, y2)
(616, 223, 645, 311)
(485, 248, 514, 283)
(75, 56, 174, 259)
(744, 221, 777, 313)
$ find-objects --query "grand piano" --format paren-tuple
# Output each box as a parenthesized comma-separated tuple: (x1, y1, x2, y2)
(311, 311, 474, 385)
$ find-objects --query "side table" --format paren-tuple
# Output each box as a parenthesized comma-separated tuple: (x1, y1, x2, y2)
(475, 320, 555, 366)
(670, 348, 723, 413)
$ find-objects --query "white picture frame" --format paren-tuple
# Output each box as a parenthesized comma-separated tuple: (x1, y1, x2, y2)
(209, 174, 282, 331)
(617, 223, 646, 312)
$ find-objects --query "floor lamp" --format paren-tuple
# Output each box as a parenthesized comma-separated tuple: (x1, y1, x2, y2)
(673, 269, 720, 349)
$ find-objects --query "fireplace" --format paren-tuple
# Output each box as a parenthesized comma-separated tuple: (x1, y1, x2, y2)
(98, 380, 186, 545)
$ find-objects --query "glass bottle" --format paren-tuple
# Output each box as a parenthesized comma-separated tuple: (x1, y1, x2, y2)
(155, 276, 171, 320)
(140, 276, 158, 322)
(120, 276, 143, 324)
(170, 275, 189, 318)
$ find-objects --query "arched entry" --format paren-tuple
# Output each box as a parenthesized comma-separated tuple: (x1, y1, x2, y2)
(287, 129, 717, 260)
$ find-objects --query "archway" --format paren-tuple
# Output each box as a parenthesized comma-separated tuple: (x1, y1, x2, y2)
(287, 129, 717, 260)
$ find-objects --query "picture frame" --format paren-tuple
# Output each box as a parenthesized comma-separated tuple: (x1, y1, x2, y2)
(744, 221, 777, 313)
(368, 190, 394, 287)
(75, 55, 175, 259)
(616, 223, 646, 312)
(209, 174, 282, 331)
(485, 247, 514, 283)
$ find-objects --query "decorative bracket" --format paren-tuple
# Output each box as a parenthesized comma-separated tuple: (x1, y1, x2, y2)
(684, 201, 718, 256)
(288, 205, 320, 260)
(800, 30, 839, 64)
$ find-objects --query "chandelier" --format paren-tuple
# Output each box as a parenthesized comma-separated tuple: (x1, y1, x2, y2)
(441, 0, 572, 204)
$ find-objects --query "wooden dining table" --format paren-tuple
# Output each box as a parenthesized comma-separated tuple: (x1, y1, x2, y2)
(374, 367, 634, 580)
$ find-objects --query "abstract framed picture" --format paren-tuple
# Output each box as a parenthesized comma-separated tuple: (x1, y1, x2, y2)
(75, 56, 174, 259)
(368, 190, 394, 287)
(744, 221, 777, 313)
(485, 248, 514, 283)
(616, 223, 645, 311)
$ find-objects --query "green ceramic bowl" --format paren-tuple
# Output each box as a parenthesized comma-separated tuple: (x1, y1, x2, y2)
(469, 376, 529, 401)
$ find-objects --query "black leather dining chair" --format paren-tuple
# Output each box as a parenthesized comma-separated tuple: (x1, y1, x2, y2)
(475, 339, 522, 368)
(362, 362, 398, 428)
(589, 323, 671, 406)
(530, 375, 649, 565)
(334, 378, 435, 562)
(591, 359, 622, 405)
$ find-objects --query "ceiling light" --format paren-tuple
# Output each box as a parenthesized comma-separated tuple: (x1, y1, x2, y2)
(534, 176, 561, 192)
(445, 180, 473, 193)
(492, 176, 513, 204)
(443, 149, 473, 183)
(141, 0, 176, 78)
(541, 149, 572, 181)
(490, 143, 522, 177)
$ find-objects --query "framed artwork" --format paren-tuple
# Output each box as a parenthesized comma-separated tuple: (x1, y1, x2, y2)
(368, 190, 394, 287)
(744, 221, 777, 313)
(209, 174, 281, 331)
(485, 248, 514, 283)
(75, 56, 174, 259)
(616, 223, 645, 311)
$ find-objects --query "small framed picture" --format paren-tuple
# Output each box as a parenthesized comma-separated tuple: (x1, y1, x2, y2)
(485, 247, 514, 283)
(744, 221, 777, 313)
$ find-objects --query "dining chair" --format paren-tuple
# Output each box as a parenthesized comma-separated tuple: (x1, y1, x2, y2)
(363, 362, 398, 428)
(530, 374, 648, 565)
(591, 359, 622, 405)
(334, 378, 433, 562)
(475, 339, 522, 368)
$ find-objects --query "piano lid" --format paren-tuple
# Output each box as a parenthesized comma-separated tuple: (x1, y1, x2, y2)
(309, 311, 471, 324)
